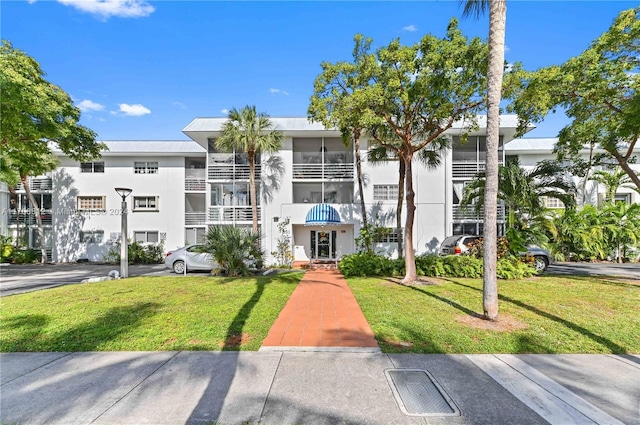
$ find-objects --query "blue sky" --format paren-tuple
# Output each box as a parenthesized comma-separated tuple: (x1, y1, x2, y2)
(2, 1, 637, 141)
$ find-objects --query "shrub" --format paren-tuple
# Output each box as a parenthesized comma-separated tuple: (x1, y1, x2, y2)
(205, 225, 264, 276)
(103, 241, 164, 264)
(338, 252, 400, 277)
(11, 249, 40, 264)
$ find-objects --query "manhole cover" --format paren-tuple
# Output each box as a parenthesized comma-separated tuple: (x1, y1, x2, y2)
(385, 369, 460, 416)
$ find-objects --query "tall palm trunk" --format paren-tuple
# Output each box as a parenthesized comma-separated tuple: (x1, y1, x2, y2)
(20, 175, 47, 263)
(248, 150, 258, 233)
(353, 131, 370, 251)
(482, 0, 507, 320)
(402, 151, 417, 283)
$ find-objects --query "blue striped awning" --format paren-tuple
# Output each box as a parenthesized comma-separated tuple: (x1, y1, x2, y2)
(305, 204, 341, 226)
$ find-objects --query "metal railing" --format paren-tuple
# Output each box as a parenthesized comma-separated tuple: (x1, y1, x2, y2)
(185, 212, 206, 225)
(452, 161, 503, 179)
(208, 206, 259, 223)
(208, 164, 260, 180)
(185, 178, 206, 191)
(14, 177, 53, 191)
(453, 204, 505, 221)
(292, 163, 354, 179)
(7, 210, 53, 225)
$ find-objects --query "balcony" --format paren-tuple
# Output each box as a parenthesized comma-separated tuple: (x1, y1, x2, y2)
(452, 161, 503, 179)
(14, 177, 53, 191)
(185, 179, 206, 191)
(208, 164, 260, 181)
(185, 212, 206, 225)
(8, 210, 53, 226)
(208, 206, 260, 223)
(292, 163, 354, 180)
(453, 204, 505, 222)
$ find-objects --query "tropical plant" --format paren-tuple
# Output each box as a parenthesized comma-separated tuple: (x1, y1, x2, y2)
(1, 40, 103, 263)
(461, 158, 576, 250)
(215, 106, 283, 234)
(205, 225, 264, 277)
(590, 167, 634, 204)
(271, 217, 293, 268)
(599, 201, 640, 263)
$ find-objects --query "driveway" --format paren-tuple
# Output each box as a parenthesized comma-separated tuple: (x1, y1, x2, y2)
(546, 261, 640, 280)
(0, 263, 169, 297)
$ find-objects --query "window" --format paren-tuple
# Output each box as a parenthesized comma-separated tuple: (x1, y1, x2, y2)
(373, 185, 399, 201)
(77, 196, 105, 211)
(80, 162, 104, 173)
(614, 193, 631, 204)
(134, 161, 158, 174)
(543, 197, 565, 209)
(134, 231, 159, 243)
(80, 230, 104, 243)
(374, 228, 401, 243)
(133, 196, 158, 211)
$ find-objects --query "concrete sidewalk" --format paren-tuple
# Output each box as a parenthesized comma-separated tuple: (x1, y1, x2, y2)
(1, 351, 638, 424)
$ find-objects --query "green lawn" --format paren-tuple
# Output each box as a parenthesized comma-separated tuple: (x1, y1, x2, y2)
(0, 272, 302, 352)
(347, 275, 640, 354)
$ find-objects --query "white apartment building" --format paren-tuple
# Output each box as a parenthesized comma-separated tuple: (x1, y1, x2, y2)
(3, 115, 636, 264)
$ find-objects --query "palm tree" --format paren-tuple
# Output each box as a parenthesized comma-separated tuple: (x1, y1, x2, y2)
(461, 0, 507, 320)
(216, 106, 283, 234)
(462, 159, 577, 227)
(590, 167, 634, 204)
(600, 202, 640, 263)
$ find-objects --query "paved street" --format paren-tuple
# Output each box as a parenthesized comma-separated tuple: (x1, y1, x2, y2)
(0, 263, 169, 297)
(547, 261, 640, 280)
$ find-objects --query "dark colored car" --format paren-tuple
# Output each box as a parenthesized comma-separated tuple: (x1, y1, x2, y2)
(438, 235, 552, 272)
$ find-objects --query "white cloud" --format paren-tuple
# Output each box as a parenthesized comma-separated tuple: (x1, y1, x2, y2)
(118, 103, 151, 116)
(270, 88, 289, 95)
(172, 101, 187, 110)
(77, 99, 105, 112)
(403, 25, 417, 32)
(57, 0, 155, 19)
(221, 108, 229, 115)
(504, 44, 511, 53)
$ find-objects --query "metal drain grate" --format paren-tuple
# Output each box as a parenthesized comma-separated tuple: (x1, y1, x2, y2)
(385, 369, 460, 416)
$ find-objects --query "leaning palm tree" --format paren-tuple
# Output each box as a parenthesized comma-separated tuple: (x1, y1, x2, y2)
(590, 167, 634, 204)
(462, 158, 577, 233)
(461, 0, 507, 320)
(216, 106, 283, 233)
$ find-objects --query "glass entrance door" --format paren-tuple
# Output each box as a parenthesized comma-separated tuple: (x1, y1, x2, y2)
(310, 230, 337, 259)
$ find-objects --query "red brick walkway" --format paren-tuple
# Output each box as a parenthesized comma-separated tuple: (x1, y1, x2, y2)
(260, 269, 379, 351)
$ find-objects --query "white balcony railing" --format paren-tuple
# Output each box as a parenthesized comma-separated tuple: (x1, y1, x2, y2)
(8, 209, 53, 225)
(453, 204, 505, 221)
(185, 212, 206, 225)
(292, 163, 354, 180)
(14, 177, 53, 191)
(208, 164, 260, 180)
(452, 161, 503, 179)
(208, 206, 260, 223)
(185, 178, 206, 191)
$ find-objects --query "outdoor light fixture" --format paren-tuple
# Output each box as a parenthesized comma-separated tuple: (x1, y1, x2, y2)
(115, 187, 132, 278)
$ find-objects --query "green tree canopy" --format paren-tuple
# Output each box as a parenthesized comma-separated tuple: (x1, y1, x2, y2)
(1, 40, 103, 262)
(511, 7, 640, 191)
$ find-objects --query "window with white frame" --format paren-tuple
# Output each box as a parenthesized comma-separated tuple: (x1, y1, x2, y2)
(80, 230, 104, 243)
(134, 231, 159, 243)
(133, 196, 158, 211)
(134, 161, 159, 174)
(374, 228, 401, 243)
(614, 193, 632, 204)
(77, 196, 105, 211)
(373, 185, 399, 201)
(80, 162, 105, 173)
(543, 197, 564, 209)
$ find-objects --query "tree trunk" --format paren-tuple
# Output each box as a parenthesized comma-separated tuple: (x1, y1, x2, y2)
(20, 175, 47, 263)
(354, 132, 370, 252)
(402, 152, 417, 284)
(396, 158, 406, 259)
(249, 152, 258, 233)
(613, 151, 640, 193)
(482, 0, 507, 321)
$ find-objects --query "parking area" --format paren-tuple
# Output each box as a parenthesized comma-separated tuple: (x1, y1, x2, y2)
(0, 263, 169, 297)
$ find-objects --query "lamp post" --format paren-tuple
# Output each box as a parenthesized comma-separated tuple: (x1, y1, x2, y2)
(115, 187, 132, 278)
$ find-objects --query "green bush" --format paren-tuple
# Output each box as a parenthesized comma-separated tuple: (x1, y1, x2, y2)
(103, 241, 164, 264)
(11, 249, 40, 264)
(340, 253, 536, 279)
